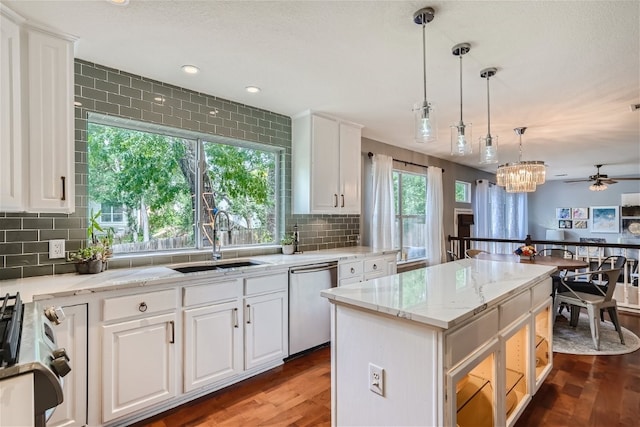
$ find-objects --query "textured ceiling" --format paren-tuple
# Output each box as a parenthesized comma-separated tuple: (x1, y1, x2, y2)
(5, 0, 640, 183)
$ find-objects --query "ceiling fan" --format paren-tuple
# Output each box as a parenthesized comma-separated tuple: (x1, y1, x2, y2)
(564, 164, 640, 190)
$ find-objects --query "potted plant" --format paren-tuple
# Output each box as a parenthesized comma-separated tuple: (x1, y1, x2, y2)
(68, 209, 114, 274)
(281, 233, 295, 255)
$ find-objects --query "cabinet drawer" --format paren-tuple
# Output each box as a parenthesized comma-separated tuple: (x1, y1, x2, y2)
(183, 278, 241, 307)
(531, 278, 552, 308)
(446, 308, 499, 368)
(499, 290, 530, 330)
(339, 261, 363, 279)
(364, 258, 385, 275)
(245, 272, 288, 296)
(103, 289, 177, 322)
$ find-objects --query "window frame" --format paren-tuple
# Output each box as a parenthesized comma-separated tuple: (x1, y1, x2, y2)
(455, 180, 472, 203)
(87, 113, 282, 254)
(393, 169, 427, 261)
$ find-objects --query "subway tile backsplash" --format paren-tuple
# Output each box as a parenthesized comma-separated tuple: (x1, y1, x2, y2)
(0, 60, 359, 280)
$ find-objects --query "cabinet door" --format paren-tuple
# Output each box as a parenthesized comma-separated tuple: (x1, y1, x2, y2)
(102, 312, 177, 423)
(0, 11, 23, 212)
(26, 27, 75, 213)
(48, 304, 88, 427)
(184, 301, 242, 392)
(338, 122, 361, 214)
(244, 291, 287, 370)
(311, 114, 340, 213)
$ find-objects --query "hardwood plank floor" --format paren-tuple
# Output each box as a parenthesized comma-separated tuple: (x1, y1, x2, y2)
(135, 313, 640, 427)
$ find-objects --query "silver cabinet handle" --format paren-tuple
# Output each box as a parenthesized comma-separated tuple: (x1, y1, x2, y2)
(333, 194, 338, 207)
(341, 194, 344, 207)
(233, 308, 239, 328)
(373, 264, 378, 270)
(246, 304, 251, 324)
(350, 267, 355, 274)
(61, 176, 66, 201)
(169, 321, 175, 344)
(138, 302, 147, 312)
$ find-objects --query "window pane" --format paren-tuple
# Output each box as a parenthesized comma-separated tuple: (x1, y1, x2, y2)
(401, 174, 426, 215)
(402, 217, 426, 260)
(202, 142, 277, 247)
(455, 180, 471, 203)
(88, 123, 196, 253)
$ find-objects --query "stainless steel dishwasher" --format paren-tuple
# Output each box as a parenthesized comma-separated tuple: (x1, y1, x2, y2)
(288, 262, 337, 356)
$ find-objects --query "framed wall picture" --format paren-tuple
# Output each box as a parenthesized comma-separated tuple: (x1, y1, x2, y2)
(571, 207, 588, 219)
(574, 220, 588, 229)
(558, 220, 572, 229)
(591, 206, 620, 233)
(577, 237, 606, 257)
(556, 208, 571, 219)
(622, 218, 640, 236)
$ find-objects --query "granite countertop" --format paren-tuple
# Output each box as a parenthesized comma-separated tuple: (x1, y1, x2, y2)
(321, 258, 556, 330)
(0, 246, 398, 302)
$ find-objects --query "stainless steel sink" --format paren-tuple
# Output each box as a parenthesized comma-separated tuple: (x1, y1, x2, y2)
(170, 259, 267, 273)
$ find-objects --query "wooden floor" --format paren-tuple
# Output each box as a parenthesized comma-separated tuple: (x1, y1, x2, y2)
(136, 313, 640, 427)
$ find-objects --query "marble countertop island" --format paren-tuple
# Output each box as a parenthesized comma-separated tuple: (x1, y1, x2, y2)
(321, 258, 556, 329)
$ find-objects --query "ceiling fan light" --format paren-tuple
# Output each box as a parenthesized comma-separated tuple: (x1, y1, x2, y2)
(589, 182, 608, 191)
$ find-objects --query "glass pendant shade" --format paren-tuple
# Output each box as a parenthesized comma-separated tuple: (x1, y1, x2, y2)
(496, 127, 546, 193)
(413, 7, 436, 143)
(415, 102, 437, 143)
(451, 43, 471, 156)
(479, 68, 498, 164)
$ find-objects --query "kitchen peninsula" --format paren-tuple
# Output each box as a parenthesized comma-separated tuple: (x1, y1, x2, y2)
(321, 259, 556, 427)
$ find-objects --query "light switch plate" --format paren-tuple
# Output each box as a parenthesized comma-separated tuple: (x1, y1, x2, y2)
(49, 239, 66, 259)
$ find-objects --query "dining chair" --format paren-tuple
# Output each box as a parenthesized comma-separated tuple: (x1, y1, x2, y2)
(465, 249, 489, 258)
(446, 250, 459, 262)
(555, 268, 624, 350)
(537, 248, 574, 258)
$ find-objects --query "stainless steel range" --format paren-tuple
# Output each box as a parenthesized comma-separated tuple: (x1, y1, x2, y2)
(0, 292, 71, 427)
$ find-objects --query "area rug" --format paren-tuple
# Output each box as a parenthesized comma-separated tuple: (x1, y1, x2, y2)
(553, 312, 640, 355)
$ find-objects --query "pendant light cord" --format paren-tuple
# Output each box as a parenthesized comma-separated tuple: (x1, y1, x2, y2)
(459, 55, 463, 123)
(486, 75, 491, 136)
(422, 21, 427, 103)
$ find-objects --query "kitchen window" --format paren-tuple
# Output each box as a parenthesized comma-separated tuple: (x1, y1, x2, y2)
(87, 117, 279, 254)
(393, 170, 427, 261)
(455, 180, 471, 203)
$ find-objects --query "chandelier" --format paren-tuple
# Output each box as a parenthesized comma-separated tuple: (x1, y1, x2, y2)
(451, 43, 472, 156)
(496, 127, 546, 193)
(413, 7, 436, 143)
(479, 68, 498, 164)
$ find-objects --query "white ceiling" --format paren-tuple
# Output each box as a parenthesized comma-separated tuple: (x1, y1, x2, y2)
(5, 0, 640, 183)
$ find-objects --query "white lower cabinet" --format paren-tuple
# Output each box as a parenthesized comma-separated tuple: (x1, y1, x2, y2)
(184, 301, 242, 392)
(244, 290, 287, 370)
(48, 304, 88, 427)
(102, 305, 178, 423)
(338, 254, 397, 286)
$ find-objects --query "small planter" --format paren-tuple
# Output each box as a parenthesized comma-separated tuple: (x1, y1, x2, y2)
(282, 244, 295, 255)
(75, 259, 103, 274)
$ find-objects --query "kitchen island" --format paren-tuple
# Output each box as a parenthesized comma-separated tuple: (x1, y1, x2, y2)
(321, 258, 556, 427)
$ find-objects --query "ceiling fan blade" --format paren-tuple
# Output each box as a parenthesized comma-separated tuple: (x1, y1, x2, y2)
(564, 179, 591, 183)
(600, 179, 617, 184)
(608, 176, 640, 181)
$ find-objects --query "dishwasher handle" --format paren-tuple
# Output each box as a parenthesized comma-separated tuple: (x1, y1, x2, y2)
(290, 263, 337, 275)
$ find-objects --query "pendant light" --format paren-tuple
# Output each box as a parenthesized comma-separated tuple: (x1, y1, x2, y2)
(479, 67, 498, 164)
(413, 7, 436, 143)
(451, 43, 472, 156)
(496, 127, 546, 192)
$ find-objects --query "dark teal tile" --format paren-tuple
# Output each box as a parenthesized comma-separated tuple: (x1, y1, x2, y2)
(0, 267, 22, 280)
(6, 230, 37, 242)
(22, 265, 54, 278)
(22, 218, 53, 230)
(6, 254, 38, 267)
(0, 243, 22, 255)
(0, 218, 21, 230)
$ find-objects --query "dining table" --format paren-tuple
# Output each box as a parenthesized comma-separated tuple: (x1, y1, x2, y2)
(475, 253, 589, 271)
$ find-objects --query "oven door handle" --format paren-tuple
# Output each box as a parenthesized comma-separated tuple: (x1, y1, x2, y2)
(290, 263, 337, 275)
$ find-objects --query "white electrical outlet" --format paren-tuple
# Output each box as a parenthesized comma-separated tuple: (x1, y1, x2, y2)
(49, 239, 66, 259)
(369, 363, 384, 396)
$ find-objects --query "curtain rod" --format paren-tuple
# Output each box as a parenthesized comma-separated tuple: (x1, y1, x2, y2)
(367, 152, 444, 173)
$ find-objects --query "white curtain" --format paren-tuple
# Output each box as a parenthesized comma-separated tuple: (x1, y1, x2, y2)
(474, 180, 528, 253)
(371, 154, 396, 249)
(425, 166, 444, 265)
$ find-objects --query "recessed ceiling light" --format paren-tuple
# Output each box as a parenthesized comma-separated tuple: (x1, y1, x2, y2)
(108, 0, 129, 5)
(245, 86, 261, 93)
(181, 65, 199, 74)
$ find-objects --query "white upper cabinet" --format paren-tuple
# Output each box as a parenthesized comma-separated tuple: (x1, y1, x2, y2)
(0, 4, 76, 213)
(0, 7, 24, 211)
(292, 111, 362, 214)
(26, 24, 76, 213)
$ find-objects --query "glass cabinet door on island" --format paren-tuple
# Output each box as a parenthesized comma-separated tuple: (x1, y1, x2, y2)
(503, 317, 531, 426)
(447, 338, 499, 427)
(532, 301, 553, 391)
